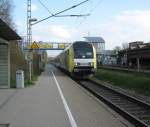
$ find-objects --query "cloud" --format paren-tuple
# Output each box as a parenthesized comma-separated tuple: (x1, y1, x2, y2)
(32, 25, 73, 57)
(32, 9, 150, 51)
(68, 10, 150, 49)
(15, 20, 26, 35)
(49, 25, 71, 39)
(31, 4, 38, 12)
(32, 25, 71, 42)
(95, 10, 150, 49)
(16, 21, 22, 28)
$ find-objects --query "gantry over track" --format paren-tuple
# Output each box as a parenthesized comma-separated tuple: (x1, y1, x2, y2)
(24, 41, 72, 50)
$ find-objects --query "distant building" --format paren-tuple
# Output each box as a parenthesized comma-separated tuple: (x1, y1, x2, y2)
(129, 41, 144, 49)
(118, 41, 150, 71)
(84, 37, 105, 64)
(99, 50, 117, 65)
(84, 37, 105, 53)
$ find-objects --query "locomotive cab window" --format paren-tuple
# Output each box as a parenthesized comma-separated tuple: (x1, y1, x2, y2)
(73, 42, 93, 59)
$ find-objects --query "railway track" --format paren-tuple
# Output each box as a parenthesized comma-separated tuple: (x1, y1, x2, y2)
(77, 80, 150, 127)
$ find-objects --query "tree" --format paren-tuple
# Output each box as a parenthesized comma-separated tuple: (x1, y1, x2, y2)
(122, 42, 129, 49)
(113, 46, 121, 55)
(0, 0, 15, 29)
(114, 46, 121, 52)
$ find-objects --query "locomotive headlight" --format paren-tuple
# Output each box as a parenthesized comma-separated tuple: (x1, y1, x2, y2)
(89, 62, 94, 66)
(74, 62, 78, 66)
(91, 62, 94, 66)
(74, 62, 80, 66)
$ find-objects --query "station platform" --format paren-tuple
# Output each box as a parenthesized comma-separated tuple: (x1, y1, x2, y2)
(0, 64, 134, 127)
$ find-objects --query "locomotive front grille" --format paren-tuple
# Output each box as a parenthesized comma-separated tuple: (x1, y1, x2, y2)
(73, 67, 94, 74)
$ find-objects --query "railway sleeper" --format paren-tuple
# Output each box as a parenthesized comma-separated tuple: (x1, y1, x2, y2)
(119, 104, 142, 109)
(141, 119, 150, 126)
(102, 94, 123, 99)
(110, 98, 128, 101)
(131, 111, 150, 115)
(124, 108, 143, 114)
(110, 100, 132, 105)
(137, 115, 150, 120)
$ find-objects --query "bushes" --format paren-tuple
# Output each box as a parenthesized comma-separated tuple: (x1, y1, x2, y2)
(10, 41, 27, 88)
(95, 69, 150, 95)
(10, 41, 47, 88)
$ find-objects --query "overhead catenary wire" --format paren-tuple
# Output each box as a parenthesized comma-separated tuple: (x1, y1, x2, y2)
(73, 0, 90, 27)
(37, 0, 90, 18)
(53, 14, 90, 17)
(74, 0, 91, 28)
(32, 0, 90, 25)
(37, 0, 53, 15)
(75, 0, 103, 29)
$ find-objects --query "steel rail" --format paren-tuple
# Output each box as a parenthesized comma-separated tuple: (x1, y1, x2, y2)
(77, 80, 150, 127)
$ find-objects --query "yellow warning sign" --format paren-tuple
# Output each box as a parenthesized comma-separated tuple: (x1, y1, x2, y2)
(27, 42, 71, 50)
(30, 41, 39, 49)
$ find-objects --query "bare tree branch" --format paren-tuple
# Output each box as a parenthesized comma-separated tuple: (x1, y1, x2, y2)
(0, 0, 15, 29)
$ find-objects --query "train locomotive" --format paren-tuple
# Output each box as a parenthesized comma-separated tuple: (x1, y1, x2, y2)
(54, 41, 97, 77)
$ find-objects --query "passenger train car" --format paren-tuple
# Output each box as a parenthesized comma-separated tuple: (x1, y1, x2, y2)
(54, 41, 97, 77)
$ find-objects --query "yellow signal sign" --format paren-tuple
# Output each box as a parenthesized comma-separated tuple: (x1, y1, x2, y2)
(30, 41, 39, 49)
(38, 43, 53, 49)
(27, 42, 71, 50)
(59, 43, 65, 49)
(46, 43, 53, 48)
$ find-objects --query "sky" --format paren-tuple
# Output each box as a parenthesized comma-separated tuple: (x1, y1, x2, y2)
(13, 0, 150, 56)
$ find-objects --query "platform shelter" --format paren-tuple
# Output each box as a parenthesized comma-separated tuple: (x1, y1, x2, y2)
(0, 19, 21, 88)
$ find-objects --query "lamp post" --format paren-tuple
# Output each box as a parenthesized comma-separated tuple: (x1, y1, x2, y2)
(28, 18, 37, 45)
(28, 18, 37, 81)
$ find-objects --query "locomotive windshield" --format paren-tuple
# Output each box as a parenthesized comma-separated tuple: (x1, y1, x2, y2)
(73, 42, 93, 59)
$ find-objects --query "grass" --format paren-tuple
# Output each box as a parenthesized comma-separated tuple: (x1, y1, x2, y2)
(95, 69, 150, 95)
(10, 78, 16, 88)
(24, 79, 34, 87)
(24, 74, 39, 87)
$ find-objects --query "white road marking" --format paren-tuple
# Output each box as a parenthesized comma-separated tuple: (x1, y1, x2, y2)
(51, 71, 78, 127)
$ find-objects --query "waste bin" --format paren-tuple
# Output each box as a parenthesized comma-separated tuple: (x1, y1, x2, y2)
(16, 70, 24, 88)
